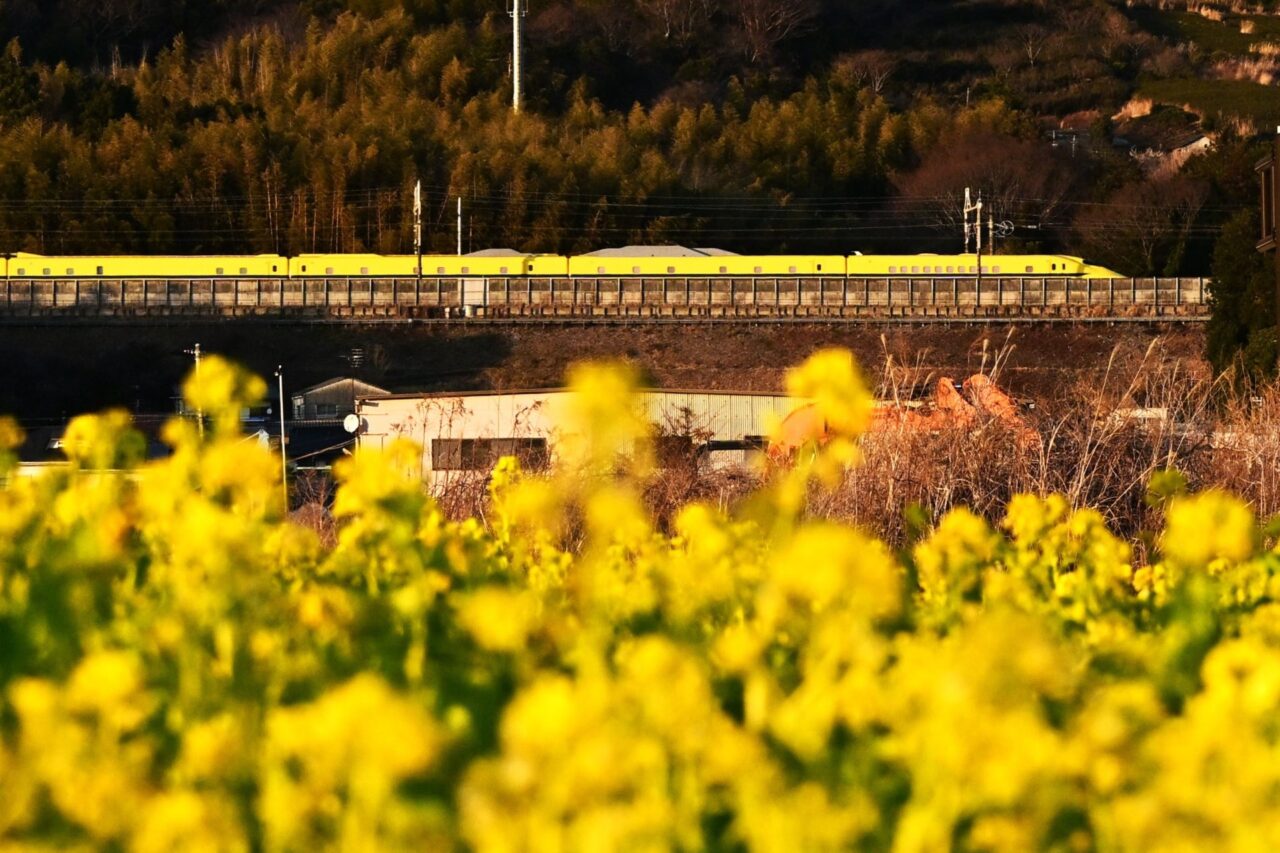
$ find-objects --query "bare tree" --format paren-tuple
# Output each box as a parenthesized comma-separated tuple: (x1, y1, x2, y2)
(1018, 25, 1049, 68)
(1072, 177, 1209, 276)
(732, 0, 820, 64)
(838, 49, 896, 93)
(635, 0, 717, 47)
(893, 131, 1084, 242)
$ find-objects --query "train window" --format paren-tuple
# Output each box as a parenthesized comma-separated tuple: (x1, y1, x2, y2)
(216, 267, 224, 275)
(969, 266, 977, 273)
(501, 266, 509, 274)
(1051, 263, 1057, 271)
(272, 265, 278, 273)
(42, 268, 49, 275)
(993, 266, 1000, 274)
(598, 266, 606, 274)
(461, 267, 470, 274)
(437, 267, 446, 274)
(923, 266, 932, 274)
(633, 266, 641, 274)
(817, 264, 823, 271)
(888, 266, 897, 274)
(911, 266, 919, 274)
(326, 267, 335, 275)
(97, 266, 104, 275)
(301, 265, 307, 272)
(719, 266, 728, 274)
(239, 267, 248, 275)
(789, 265, 797, 273)
(981, 266, 989, 273)
(359, 267, 369, 275)
(668, 266, 676, 274)
(754, 266, 763, 274)
(947, 266, 955, 274)
(1025, 265, 1034, 273)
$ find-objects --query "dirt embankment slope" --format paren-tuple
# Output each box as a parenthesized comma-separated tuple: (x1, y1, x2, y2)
(1, 322, 1207, 422)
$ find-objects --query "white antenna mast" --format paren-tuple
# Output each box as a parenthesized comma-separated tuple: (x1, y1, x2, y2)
(509, 0, 527, 113)
(413, 179, 422, 278)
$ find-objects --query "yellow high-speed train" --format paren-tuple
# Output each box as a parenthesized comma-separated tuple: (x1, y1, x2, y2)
(1, 251, 1126, 278)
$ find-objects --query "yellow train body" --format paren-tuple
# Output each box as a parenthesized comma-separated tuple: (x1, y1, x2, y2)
(846, 254, 1122, 278)
(290, 254, 571, 277)
(4, 252, 1126, 279)
(9, 253, 286, 277)
(568, 255, 846, 277)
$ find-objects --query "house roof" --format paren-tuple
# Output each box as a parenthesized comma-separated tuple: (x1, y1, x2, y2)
(294, 377, 391, 397)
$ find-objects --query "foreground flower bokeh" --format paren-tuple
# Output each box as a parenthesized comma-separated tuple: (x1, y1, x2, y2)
(2, 350, 1279, 851)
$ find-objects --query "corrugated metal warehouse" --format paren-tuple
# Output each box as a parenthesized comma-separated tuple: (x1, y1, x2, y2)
(353, 388, 800, 484)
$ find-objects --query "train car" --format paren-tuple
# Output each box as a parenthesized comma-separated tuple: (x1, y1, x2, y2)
(289, 254, 569, 277)
(846, 254, 1124, 278)
(568, 255, 846, 277)
(8, 253, 287, 278)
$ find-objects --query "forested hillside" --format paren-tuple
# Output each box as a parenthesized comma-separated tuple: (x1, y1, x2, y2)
(0, 0, 1276, 273)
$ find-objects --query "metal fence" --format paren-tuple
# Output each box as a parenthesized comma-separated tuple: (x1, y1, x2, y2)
(0, 276, 1211, 320)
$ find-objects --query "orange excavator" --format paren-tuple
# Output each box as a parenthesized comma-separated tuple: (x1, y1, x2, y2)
(769, 374, 1037, 458)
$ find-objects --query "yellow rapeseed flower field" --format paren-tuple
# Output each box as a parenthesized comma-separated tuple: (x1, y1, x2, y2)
(1, 349, 1279, 851)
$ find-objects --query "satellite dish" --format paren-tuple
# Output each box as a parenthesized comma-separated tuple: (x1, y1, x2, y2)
(343, 414, 361, 434)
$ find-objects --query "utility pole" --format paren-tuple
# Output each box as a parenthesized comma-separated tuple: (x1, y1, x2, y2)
(457, 197, 463, 255)
(414, 179, 423, 281)
(275, 365, 287, 510)
(509, 0, 526, 113)
(184, 343, 203, 440)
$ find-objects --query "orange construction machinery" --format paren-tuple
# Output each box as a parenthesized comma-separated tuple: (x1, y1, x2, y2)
(769, 374, 1036, 458)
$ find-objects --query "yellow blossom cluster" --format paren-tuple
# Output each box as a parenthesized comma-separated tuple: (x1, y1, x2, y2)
(2, 351, 1280, 850)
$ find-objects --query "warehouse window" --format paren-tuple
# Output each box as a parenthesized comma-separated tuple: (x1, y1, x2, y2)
(491, 438, 549, 470)
(316, 404, 339, 418)
(432, 437, 548, 471)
